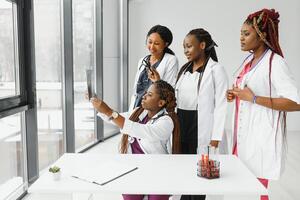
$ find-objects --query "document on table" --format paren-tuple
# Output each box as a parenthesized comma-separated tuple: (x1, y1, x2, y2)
(71, 162, 138, 186)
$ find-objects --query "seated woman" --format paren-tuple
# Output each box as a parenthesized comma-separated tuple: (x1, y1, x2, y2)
(90, 80, 181, 200)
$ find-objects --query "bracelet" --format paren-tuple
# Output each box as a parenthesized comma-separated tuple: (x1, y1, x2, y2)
(252, 95, 257, 104)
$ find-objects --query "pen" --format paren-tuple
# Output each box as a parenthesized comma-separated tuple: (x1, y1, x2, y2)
(71, 175, 99, 185)
(100, 167, 138, 186)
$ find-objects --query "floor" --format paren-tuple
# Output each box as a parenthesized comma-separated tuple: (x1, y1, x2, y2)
(23, 131, 300, 200)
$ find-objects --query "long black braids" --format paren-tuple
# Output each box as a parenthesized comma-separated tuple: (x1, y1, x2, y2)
(154, 80, 181, 154)
(176, 28, 218, 83)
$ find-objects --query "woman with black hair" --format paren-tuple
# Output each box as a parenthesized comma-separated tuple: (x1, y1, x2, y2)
(150, 28, 228, 200)
(129, 25, 179, 111)
(227, 9, 300, 200)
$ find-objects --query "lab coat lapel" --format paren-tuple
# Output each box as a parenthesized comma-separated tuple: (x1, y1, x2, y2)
(199, 58, 214, 91)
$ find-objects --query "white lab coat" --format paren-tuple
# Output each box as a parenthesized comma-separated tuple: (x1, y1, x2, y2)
(176, 58, 228, 147)
(98, 109, 173, 154)
(129, 53, 179, 111)
(233, 50, 300, 180)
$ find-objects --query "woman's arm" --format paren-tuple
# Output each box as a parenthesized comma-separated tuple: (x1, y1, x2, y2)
(121, 115, 174, 142)
(91, 97, 125, 128)
(232, 86, 300, 111)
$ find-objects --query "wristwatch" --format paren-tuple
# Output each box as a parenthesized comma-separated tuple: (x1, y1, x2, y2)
(108, 111, 119, 121)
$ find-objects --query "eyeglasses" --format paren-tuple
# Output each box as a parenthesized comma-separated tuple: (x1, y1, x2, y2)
(139, 56, 151, 70)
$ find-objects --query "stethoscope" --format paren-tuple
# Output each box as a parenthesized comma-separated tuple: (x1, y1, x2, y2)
(232, 49, 269, 88)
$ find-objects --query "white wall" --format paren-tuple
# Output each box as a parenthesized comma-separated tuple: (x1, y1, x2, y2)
(129, 0, 300, 131)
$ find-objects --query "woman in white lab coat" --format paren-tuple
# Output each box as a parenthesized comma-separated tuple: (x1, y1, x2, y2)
(91, 80, 180, 200)
(150, 28, 228, 200)
(226, 9, 300, 200)
(129, 25, 179, 111)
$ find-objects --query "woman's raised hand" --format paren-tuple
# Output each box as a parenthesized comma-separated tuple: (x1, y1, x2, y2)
(90, 97, 112, 115)
(147, 67, 160, 82)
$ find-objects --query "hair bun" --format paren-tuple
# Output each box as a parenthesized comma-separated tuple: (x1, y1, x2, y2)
(248, 8, 280, 25)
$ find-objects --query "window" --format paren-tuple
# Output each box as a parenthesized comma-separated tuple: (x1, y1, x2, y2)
(103, 0, 120, 138)
(0, 113, 26, 200)
(0, 1, 19, 99)
(73, 0, 97, 151)
(34, 0, 65, 170)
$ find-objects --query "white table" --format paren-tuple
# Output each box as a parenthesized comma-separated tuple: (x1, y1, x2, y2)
(28, 153, 267, 198)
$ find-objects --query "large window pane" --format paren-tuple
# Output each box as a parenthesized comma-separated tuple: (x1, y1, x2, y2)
(103, 0, 120, 138)
(0, 113, 26, 200)
(0, 1, 19, 99)
(34, 0, 64, 170)
(73, 0, 97, 151)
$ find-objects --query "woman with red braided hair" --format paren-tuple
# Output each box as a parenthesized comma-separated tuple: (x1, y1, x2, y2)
(90, 80, 180, 200)
(227, 8, 300, 200)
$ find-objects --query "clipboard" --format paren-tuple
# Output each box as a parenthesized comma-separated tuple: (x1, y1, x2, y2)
(71, 167, 138, 186)
(71, 162, 138, 186)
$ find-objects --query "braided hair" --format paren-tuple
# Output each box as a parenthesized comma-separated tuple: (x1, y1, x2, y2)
(119, 80, 181, 154)
(245, 8, 283, 57)
(177, 28, 218, 82)
(147, 25, 175, 55)
(245, 8, 286, 148)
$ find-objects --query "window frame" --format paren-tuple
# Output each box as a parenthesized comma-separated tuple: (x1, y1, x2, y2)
(0, 0, 30, 116)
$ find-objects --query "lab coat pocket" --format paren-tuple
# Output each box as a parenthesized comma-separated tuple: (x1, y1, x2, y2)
(261, 144, 281, 178)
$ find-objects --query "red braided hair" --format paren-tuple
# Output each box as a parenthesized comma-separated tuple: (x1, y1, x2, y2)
(246, 8, 283, 57)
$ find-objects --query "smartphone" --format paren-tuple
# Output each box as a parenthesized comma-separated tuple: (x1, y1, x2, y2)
(86, 69, 93, 100)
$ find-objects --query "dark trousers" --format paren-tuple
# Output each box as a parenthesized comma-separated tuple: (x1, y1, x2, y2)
(177, 109, 206, 200)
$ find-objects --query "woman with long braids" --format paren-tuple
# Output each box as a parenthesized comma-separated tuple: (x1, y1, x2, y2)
(129, 25, 179, 111)
(150, 28, 228, 200)
(90, 80, 180, 200)
(227, 9, 300, 200)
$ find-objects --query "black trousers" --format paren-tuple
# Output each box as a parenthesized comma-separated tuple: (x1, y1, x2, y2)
(178, 109, 206, 200)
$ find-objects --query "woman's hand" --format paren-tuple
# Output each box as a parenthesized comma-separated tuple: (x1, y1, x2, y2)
(210, 140, 219, 148)
(147, 67, 160, 82)
(90, 97, 112, 116)
(227, 85, 239, 102)
(226, 89, 236, 102)
(232, 86, 255, 102)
